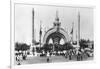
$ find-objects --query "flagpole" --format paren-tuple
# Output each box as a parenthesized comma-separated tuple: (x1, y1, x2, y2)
(72, 22, 74, 43)
(40, 20, 42, 48)
(70, 22, 74, 44)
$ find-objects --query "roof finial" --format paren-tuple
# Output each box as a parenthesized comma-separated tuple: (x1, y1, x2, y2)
(55, 10, 59, 21)
(56, 10, 58, 18)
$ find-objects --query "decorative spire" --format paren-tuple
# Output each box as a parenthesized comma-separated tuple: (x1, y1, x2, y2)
(55, 10, 59, 21)
(78, 11, 80, 42)
(53, 10, 61, 28)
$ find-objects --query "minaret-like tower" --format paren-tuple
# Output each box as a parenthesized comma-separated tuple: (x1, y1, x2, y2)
(77, 11, 80, 48)
(32, 8, 34, 46)
(78, 11, 80, 42)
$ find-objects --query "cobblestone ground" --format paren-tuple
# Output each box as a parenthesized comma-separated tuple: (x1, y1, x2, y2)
(15, 55, 93, 65)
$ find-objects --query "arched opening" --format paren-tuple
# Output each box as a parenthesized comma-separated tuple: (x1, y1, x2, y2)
(60, 38, 65, 45)
(45, 32, 66, 44)
(48, 38, 53, 44)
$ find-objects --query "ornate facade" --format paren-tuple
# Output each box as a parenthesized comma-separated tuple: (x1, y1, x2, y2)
(43, 11, 70, 45)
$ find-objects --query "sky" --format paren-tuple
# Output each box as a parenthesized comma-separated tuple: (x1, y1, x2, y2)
(15, 4, 94, 44)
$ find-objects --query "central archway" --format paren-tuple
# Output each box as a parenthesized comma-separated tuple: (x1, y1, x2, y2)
(43, 28, 70, 45)
(46, 32, 66, 44)
(43, 11, 70, 46)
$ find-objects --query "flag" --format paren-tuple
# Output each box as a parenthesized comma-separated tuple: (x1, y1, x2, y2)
(40, 29, 42, 36)
(39, 21, 42, 36)
(70, 22, 74, 35)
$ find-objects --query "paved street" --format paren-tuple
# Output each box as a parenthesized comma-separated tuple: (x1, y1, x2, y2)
(15, 55, 93, 65)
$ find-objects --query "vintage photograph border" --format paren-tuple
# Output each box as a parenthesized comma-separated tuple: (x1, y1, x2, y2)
(10, 2, 95, 69)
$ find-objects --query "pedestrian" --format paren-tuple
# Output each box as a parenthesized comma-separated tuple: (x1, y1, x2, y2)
(16, 54, 18, 61)
(69, 50, 72, 60)
(77, 50, 82, 61)
(47, 57, 49, 62)
(47, 52, 50, 62)
(17, 55, 20, 65)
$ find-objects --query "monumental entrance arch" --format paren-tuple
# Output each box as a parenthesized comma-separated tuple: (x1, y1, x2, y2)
(43, 11, 70, 45)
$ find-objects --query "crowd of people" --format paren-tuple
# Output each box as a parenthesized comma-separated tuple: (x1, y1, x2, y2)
(39, 47, 93, 62)
(15, 43, 94, 65)
(15, 51, 28, 65)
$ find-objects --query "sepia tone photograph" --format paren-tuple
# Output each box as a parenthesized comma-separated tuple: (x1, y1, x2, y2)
(14, 3, 94, 65)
